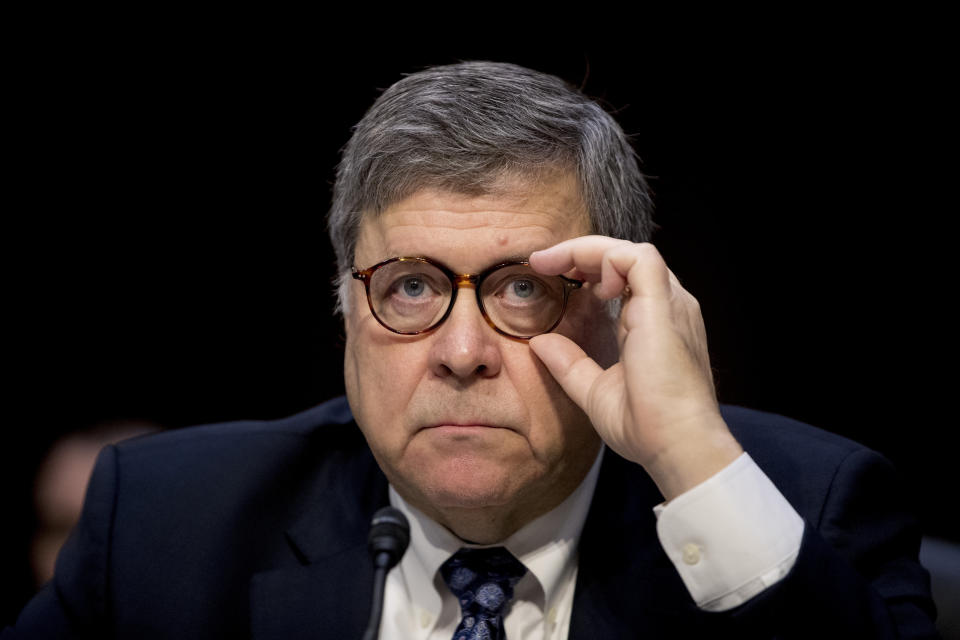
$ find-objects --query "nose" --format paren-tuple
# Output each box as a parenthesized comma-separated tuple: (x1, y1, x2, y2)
(427, 287, 502, 380)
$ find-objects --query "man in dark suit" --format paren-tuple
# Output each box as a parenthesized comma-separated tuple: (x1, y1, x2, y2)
(4, 61, 938, 638)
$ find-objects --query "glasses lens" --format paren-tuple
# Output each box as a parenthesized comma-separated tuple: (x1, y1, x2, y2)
(368, 259, 452, 333)
(480, 264, 568, 337)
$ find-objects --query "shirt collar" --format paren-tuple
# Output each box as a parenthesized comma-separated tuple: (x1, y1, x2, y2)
(390, 446, 604, 616)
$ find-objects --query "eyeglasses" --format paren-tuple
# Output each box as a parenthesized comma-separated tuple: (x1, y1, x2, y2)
(351, 256, 583, 340)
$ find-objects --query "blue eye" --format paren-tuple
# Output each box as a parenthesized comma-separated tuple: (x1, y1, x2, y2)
(402, 277, 426, 297)
(511, 279, 535, 298)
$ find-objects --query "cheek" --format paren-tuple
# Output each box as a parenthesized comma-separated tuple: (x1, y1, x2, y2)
(509, 343, 598, 455)
(344, 318, 427, 448)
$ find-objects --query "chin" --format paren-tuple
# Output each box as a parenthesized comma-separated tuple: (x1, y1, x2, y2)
(410, 455, 536, 511)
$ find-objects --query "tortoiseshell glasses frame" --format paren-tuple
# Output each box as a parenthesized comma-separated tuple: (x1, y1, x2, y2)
(351, 256, 583, 340)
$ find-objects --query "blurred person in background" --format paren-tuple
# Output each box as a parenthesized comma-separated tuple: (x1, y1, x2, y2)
(30, 423, 161, 587)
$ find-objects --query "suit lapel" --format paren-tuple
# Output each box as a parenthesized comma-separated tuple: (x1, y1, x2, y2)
(250, 546, 371, 640)
(249, 435, 389, 640)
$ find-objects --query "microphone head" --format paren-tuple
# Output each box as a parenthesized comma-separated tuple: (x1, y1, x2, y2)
(368, 506, 410, 570)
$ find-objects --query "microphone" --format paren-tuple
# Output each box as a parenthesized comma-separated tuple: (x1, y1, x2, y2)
(361, 506, 410, 640)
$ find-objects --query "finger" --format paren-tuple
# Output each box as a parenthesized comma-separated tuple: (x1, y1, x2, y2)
(602, 242, 672, 302)
(530, 236, 632, 277)
(532, 237, 672, 303)
(528, 333, 604, 412)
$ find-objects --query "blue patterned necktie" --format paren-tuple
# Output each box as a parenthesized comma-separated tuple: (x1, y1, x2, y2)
(440, 547, 528, 640)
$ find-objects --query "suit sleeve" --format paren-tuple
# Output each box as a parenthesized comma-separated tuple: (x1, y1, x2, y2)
(721, 447, 939, 639)
(2, 446, 119, 639)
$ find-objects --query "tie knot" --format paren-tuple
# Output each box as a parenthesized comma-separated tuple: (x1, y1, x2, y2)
(441, 547, 527, 620)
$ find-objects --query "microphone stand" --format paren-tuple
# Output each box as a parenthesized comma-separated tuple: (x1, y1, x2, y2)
(361, 507, 410, 640)
(361, 550, 394, 640)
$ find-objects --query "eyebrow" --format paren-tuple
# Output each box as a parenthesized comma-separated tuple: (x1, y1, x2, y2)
(385, 253, 532, 270)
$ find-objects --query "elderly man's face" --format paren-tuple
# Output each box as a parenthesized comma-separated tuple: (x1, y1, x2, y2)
(343, 174, 617, 535)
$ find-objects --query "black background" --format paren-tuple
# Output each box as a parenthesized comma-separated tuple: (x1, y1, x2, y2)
(3, 12, 953, 623)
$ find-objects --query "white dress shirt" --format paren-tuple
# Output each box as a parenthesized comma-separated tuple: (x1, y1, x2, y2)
(379, 449, 804, 639)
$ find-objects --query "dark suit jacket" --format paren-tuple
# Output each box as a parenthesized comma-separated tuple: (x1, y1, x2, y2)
(4, 397, 938, 639)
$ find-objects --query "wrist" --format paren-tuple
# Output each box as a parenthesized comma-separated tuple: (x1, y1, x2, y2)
(643, 416, 743, 502)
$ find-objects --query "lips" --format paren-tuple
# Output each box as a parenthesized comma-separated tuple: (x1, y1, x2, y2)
(407, 399, 519, 434)
(423, 422, 509, 430)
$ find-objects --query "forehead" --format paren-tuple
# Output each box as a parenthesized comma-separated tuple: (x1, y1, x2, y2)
(355, 174, 590, 270)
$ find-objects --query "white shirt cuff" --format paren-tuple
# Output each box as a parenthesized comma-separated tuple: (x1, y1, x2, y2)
(653, 452, 804, 611)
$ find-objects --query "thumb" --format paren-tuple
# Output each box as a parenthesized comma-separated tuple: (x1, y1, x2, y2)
(528, 333, 604, 412)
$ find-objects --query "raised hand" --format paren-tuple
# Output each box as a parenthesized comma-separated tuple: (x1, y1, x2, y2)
(529, 236, 743, 501)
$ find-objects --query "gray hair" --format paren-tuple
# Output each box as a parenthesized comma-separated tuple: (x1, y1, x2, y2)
(328, 61, 654, 312)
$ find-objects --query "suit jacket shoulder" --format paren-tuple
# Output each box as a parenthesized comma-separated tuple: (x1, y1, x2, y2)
(5, 396, 389, 640)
